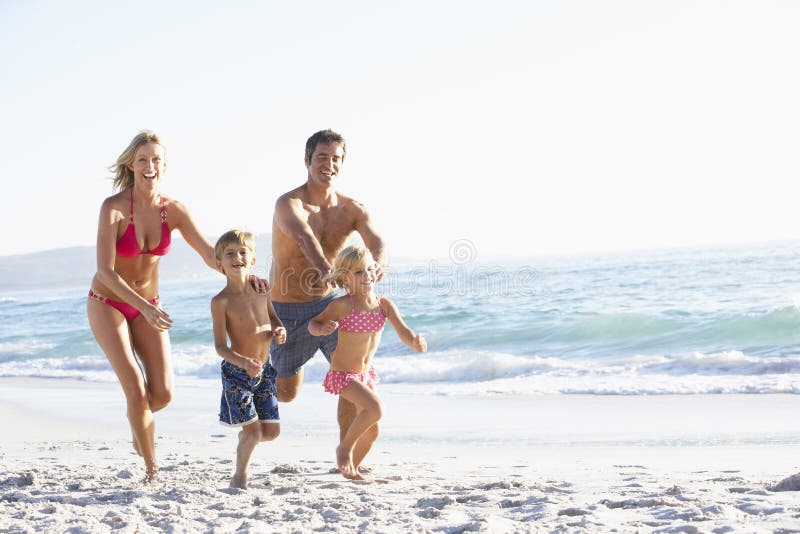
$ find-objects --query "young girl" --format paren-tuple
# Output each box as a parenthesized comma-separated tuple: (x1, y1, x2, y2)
(308, 246, 427, 480)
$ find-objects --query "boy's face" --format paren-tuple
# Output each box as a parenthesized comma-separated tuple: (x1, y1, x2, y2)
(217, 243, 255, 276)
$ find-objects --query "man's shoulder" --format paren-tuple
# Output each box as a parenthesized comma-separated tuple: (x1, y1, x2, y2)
(276, 184, 307, 204)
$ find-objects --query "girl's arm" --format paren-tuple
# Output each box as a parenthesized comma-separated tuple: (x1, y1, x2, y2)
(211, 295, 263, 377)
(94, 198, 173, 330)
(381, 297, 427, 352)
(308, 297, 348, 336)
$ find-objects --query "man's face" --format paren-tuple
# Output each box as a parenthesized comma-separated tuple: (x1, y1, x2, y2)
(306, 142, 344, 186)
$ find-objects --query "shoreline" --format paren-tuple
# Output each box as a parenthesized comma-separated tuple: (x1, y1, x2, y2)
(2, 377, 800, 531)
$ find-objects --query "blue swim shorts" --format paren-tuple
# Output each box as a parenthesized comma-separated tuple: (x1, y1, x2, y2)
(219, 360, 279, 426)
(270, 293, 339, 379)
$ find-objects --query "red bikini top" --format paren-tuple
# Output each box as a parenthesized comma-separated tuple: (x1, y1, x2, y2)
(338, 294, 387, 333)
(116, 190, 171, 258)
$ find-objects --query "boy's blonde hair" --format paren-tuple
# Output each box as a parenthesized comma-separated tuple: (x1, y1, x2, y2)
(332, 245, 374, 289)
(214, 230, 256, 260)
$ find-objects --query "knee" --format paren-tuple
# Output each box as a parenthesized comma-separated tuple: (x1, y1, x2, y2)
(367, 398, 383, 422)
(149, 387, 173, 412)
(124, 385, 150, 414)
(241, 422, 262, 443)
(276, 380, 300, 403)
(260, 423, 280, 442)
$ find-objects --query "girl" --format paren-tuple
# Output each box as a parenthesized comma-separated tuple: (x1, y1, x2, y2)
(308, 246, 426, 480)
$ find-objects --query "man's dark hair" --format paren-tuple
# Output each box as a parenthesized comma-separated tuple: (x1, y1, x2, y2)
(305, 129, 346, 163)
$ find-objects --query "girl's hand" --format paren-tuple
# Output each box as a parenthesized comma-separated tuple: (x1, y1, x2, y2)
(143, 303, 173, 331)
(412, 334, 427, 353)
(273, 326, 287, 345)
(244, 358, 263, 378)
(317, 320, 339, 336)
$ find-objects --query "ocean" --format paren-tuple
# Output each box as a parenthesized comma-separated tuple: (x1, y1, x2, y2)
(2, 241, 800, 398)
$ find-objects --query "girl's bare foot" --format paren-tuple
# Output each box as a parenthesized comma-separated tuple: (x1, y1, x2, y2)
(336, 445, 358, 480)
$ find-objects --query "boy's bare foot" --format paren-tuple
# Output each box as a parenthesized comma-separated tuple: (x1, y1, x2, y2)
(144, 467, 159, 484)
(336, 445, 358, 480)
(230, 474, 248, 489)
(357, 465, 373, 474)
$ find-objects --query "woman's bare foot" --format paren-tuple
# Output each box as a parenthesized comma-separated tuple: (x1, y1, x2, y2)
(144, 467, 159, 484)
(336, 445, 358, 480)
(132, 432, 142, 456)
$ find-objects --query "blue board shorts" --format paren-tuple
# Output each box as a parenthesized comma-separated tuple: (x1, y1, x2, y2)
(270, 293, 339, 379)
(219, 360, 279, 426)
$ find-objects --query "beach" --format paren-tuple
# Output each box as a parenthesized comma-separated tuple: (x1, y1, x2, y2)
(2, 377, 799, 533)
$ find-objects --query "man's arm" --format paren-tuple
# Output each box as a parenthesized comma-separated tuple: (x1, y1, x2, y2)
(274, 195, 333, 277)
(353, 202, 387, 278)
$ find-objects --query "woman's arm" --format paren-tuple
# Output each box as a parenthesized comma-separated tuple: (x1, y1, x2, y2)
(169, 198, 218, 271)
(382, 297, 427, 352)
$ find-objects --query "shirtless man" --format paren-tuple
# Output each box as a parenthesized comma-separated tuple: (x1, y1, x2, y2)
(270, 129, 387, 440)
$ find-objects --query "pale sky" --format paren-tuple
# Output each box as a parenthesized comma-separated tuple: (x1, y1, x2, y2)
(1, 1, 799, 261)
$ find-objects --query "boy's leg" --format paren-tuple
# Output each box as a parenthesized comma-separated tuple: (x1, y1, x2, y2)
(337, 381, 383, 479)
(232, 422, 262, 489)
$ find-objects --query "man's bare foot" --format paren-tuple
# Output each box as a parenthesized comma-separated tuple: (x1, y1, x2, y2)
(336, 445, 358, 480)
(144, 467, 159, 484)
(230, 474, 248, 489)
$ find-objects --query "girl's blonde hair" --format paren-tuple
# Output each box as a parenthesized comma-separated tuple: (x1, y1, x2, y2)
(333, 245, 374, 289)
(109, 130, 165, 191)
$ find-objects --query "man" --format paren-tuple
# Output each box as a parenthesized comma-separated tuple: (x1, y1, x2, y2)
(270, 129, 387, 441)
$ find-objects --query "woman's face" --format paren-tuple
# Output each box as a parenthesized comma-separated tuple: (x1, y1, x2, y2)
(128, 142, 166, 189)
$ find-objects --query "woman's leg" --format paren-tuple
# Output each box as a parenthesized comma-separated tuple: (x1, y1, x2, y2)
(87, 299, 158, 481)
(337, 381, 383, 479)
(129, 318, 174, 413)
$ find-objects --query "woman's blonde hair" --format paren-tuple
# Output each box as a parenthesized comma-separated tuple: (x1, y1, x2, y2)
(109, 130, 165, 191)
(332, 245, 374, 289)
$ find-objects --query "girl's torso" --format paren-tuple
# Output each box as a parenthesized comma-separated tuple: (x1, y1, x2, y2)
(330, 294, 386, 372)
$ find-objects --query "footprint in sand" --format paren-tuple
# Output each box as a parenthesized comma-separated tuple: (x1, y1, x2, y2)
(272, 464, 308, 474)
(416, 496, 456, 509)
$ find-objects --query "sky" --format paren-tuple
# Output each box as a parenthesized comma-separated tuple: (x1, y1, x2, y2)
(1, 0, 799, 261)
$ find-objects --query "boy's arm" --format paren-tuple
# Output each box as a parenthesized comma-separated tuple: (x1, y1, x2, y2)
(266, 296, 286, 345)
(211, 296, 262, 376)
(382, 297, 427, 352)
(308, 298, 347, 336)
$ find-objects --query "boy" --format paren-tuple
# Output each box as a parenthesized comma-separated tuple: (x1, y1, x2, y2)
(211, 230, 287, 489)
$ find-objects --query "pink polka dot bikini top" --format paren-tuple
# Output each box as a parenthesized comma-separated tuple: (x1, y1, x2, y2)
(338, 294, 387, 333)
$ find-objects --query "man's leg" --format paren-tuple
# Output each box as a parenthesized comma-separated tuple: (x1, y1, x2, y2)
(276, 368, 304, 403)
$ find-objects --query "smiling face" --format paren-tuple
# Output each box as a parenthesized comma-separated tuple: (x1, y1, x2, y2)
(127, 142, 167, 191)
(305, 141, 344, 187)
(217, 243, 256, 277)
(342, 258, 377, 295)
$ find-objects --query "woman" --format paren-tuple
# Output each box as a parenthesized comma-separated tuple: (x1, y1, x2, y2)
(87, 130, 219, 482)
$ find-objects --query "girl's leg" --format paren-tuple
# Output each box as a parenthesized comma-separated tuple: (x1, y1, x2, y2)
(337, 381, 383, 479)
(87, 300, 158, 481)
(232, 422, 262, 489)
(352, 422, 380, 472)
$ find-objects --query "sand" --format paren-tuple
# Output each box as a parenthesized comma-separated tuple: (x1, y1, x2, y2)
(1, 378, 800, 533)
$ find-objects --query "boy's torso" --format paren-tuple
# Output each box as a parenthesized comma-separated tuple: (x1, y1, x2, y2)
(224, 292, 273, 364)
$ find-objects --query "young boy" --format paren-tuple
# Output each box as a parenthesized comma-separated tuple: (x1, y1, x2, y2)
(211, 230, 287, 489)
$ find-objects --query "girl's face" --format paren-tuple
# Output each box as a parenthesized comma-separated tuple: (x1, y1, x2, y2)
(344, 259, 377, 295)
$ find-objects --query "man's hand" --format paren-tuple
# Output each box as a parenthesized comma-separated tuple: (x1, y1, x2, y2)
(249, 275, 269, 295)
